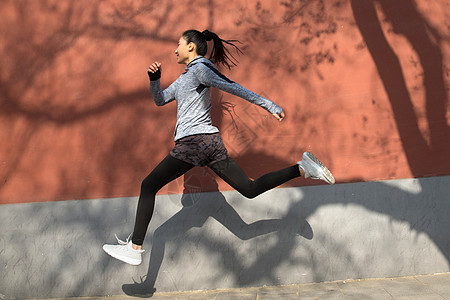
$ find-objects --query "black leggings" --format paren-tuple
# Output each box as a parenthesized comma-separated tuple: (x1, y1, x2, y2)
(132, 154, 300, 245)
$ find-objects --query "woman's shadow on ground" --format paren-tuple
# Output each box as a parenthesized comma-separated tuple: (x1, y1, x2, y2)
(121, 153, 312, 297)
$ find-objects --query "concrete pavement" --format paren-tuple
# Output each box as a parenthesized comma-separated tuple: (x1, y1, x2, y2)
(43, 273, 450, 299)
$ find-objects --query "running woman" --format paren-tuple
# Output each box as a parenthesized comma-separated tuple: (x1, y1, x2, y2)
(103, 29, 335, 265)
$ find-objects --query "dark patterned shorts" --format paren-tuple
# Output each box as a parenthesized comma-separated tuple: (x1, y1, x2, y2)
(170, 133, 229, 167)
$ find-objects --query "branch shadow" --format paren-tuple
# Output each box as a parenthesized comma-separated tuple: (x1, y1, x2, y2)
(350, 0, 450, 177)
(0, 1, 182, 203)
(347, 0, 450, 265)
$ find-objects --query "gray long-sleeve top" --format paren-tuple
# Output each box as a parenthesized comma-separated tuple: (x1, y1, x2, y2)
(150, 56, 282, 141)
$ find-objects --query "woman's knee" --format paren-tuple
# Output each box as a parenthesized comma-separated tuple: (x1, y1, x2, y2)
(242, 190, 258, 199)
(140, 175, 158, 195)
(236, 183, 259, 199)
(211, 159, 259, 198)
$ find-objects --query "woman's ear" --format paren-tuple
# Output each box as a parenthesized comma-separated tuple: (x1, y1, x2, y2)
(188, 42, 195, 52)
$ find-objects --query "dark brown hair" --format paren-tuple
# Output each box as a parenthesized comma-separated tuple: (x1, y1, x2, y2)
(182, 29, 242, 69)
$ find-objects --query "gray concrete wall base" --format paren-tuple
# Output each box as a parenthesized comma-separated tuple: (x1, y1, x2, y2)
(1, 176, 449, 299)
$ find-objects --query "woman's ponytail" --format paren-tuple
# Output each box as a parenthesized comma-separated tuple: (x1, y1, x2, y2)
(182, 29, 242, 69)
(202, 30, 242, 69)
(201, 29, 215, 42)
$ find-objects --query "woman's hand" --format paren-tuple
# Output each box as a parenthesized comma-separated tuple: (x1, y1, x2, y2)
(147, 62, 162, 81)
(272, 111, 285, 122)
(148, 62, 162, 73)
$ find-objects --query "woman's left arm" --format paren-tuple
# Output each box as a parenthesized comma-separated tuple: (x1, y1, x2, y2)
(195, 63, 284, 120)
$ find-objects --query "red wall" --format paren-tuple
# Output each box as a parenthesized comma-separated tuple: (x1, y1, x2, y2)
(1, 0, 449, 204)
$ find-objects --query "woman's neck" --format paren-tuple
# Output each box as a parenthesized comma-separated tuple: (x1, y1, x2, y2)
(185, 53, 201, 66)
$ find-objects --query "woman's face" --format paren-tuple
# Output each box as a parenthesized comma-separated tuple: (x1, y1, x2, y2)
(175, 36, 191, 65)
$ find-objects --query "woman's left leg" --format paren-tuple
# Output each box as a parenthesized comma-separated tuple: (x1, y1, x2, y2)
(209, 157, 301, 199)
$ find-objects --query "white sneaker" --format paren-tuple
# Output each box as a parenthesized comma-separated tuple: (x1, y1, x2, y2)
(103, 234, 144, 266)
(298, 152, 335, 184)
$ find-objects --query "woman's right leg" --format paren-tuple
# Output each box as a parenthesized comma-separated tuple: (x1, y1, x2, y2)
(131, 154, 194, 246)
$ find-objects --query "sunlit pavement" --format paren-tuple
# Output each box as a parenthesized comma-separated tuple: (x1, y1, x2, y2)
(44, 273, 450, 299)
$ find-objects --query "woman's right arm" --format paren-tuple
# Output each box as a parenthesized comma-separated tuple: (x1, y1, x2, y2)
(148, 62, 176, 106)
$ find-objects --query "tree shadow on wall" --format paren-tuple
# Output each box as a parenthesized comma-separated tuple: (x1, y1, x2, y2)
(0, 1, 182, 204)
(121, 157, 313, 297)
(346, 0, 450, 266)
(350, 0, 450, 177)
(280, 0, 450, 280)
